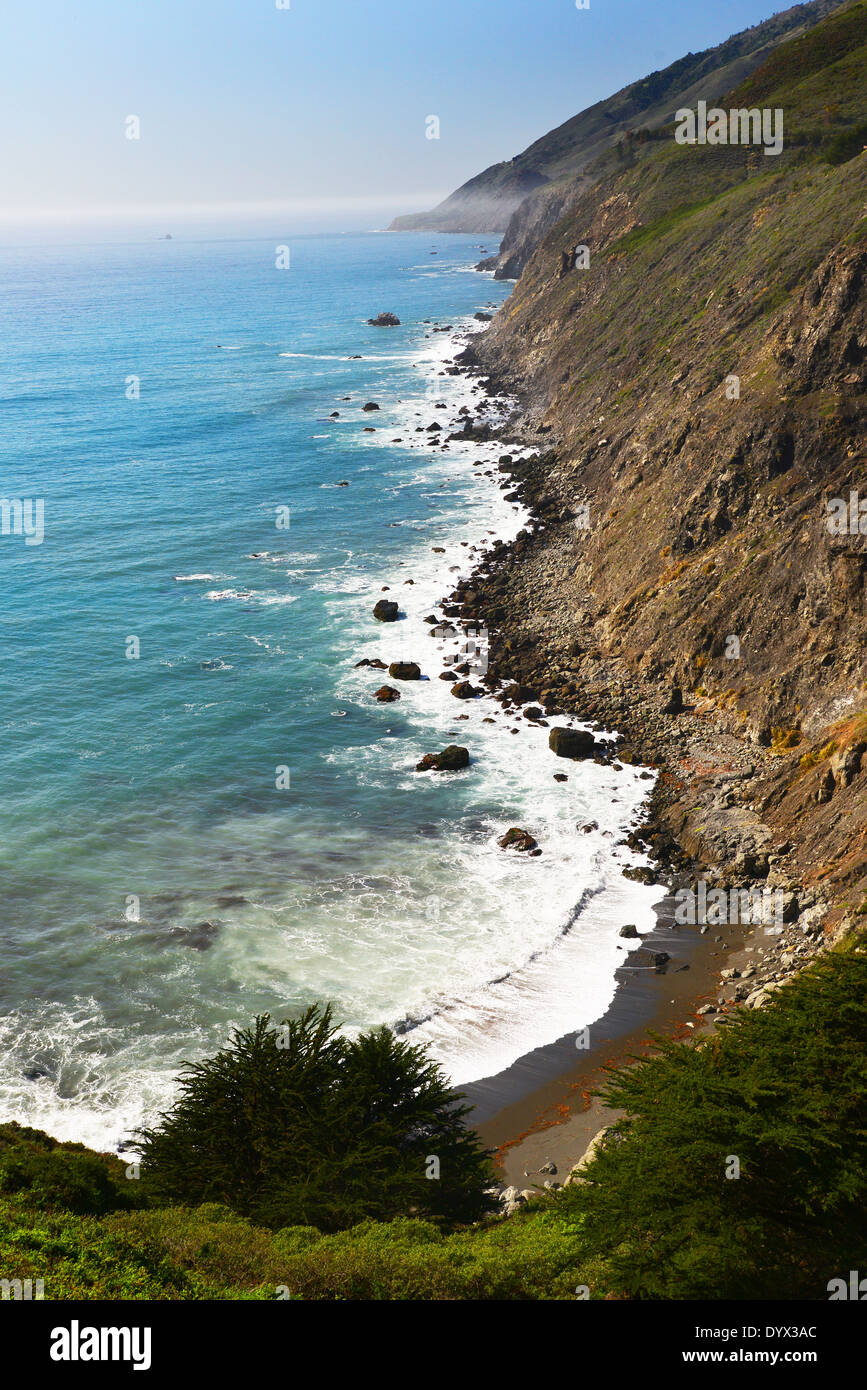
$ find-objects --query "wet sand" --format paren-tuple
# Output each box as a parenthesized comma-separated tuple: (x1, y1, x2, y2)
(465, 892, 758, 1187)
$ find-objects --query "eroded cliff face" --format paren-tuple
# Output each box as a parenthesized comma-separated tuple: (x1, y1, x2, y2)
(469, 160, 867, 739)
(456, 15, 867, 927)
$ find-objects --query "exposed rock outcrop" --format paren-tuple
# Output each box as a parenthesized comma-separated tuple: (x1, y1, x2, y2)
(415, 745, 470, 773)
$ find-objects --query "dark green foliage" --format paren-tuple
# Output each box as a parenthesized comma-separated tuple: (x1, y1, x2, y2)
(733, 1, 867, 105)
(0, 1123, 143, 1216)
(824, 122, 867, 164)
(559, 948, 867, 1299)
(137, 1007, 495, 1232)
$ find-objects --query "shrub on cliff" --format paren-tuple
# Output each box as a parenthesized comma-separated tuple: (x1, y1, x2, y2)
(137, 1006, 495, 1232)
(824, 121, 867, 165)
(0, 1123, 143, 1217)
(560, 947, 867, 1299)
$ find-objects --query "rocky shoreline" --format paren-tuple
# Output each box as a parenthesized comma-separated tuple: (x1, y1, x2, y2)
(417, 333, 855, 1196)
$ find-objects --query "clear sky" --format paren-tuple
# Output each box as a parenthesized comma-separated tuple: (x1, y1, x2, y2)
(1, 0, 805, 232)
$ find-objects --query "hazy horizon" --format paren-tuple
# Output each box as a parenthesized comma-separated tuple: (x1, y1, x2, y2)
(2, 0, 812, 233)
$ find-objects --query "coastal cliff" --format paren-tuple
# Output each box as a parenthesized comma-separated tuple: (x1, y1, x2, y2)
(390, 0, 841, 240)
(452, 0, 867, 983)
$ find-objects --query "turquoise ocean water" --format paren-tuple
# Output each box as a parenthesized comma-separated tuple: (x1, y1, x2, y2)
(0, 230, 656, 1148)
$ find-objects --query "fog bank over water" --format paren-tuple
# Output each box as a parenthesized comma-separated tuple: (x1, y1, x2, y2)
(0, 197, 451, 246)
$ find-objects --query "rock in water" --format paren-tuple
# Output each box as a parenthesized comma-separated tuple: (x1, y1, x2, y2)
(415, 745, 470, 773)
(388, 661, 421, 680)
(367, 312, 400, 326)
(619, 924, 639, 938)
(498, 828, 538, 852)
(548, 726, 596, 760)
(451, 681, 482, 699)
(374, 685, 401, 702)
(373, 600, 399, 622)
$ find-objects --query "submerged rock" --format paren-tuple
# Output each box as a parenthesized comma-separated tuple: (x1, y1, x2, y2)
(498, 828, 538, 852)
(171, 921, 220, 951)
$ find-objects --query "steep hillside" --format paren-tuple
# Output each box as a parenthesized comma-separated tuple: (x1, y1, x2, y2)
(458, 0, 867, 930)
(389, 0, 842, 237)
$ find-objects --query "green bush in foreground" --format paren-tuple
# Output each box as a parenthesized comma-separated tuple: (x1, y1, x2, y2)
(0, 1195, 594, 1300)
(137, 1006, 496, 1233)
(561, 946, 867, 1299)
(0, 1124, 144, 1217)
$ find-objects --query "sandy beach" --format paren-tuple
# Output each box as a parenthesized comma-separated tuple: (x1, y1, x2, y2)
(469, 902, 766, 1186)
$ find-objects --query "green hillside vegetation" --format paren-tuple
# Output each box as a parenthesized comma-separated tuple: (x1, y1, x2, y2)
(389, 0, 843, 232)
(1, 945, 864, 1300)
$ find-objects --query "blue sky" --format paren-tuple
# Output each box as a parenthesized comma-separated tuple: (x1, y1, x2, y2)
(1, 0, 800, 229)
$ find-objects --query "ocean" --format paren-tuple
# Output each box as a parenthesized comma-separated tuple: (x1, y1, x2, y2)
(0, 228, 657, 1149)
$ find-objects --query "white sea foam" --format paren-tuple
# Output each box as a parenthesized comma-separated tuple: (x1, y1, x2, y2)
(204, 588, 297, 607)
(316, 307, 659, 1082)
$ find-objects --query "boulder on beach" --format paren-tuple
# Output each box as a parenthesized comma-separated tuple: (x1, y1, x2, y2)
(497, 828, 538, 853)
(374, 685, 400, 703)
(549, 727, 596, 760)
(415, 745, 470, 773)
(662, 684, 684, 715)
(646, 950, 671, 972)
(622, 865, 657, 885)
(502, 683, 538, 706)
(565, 1127, 614, 1187)
(451, 681, 481, 699)
(373, 600, 399, 622)
(388, 661, 421, 680)
(367, 312, 400, 326)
